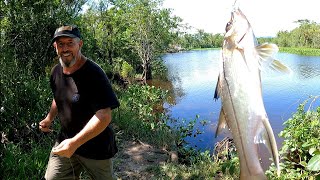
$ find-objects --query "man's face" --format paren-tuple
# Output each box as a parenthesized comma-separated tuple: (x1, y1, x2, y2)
(54, 37, 83, 68)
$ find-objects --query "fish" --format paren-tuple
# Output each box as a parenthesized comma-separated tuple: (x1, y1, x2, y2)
(214, 4, 290, 180)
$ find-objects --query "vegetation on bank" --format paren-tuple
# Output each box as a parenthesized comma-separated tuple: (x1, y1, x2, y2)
(1, 0, 320, 179)
(267, 97, 320, 179)
(280, 47, 320, 56)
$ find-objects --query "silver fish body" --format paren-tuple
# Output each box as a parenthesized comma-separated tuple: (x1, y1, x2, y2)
(214, 7, 284, 180)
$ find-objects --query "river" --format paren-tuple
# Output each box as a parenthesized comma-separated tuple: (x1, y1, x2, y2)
(162, 49, 320, 153)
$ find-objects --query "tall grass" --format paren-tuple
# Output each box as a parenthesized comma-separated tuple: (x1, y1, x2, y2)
(280, 47, 320, 56)
(1, 137, 53, 180)
(0, 56, 54, 179)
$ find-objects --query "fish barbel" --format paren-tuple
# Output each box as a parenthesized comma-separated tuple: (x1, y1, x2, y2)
(214, 5, 289, 180)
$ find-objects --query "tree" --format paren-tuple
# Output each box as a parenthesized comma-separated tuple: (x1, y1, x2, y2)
(114, 0, 178, 83)
(274, 19, 320, 48)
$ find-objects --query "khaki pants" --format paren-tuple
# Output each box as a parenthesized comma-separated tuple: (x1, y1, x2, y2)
(45, 143, 116, 180)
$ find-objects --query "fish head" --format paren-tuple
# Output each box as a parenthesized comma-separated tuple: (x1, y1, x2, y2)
(224, 8, 253, 47)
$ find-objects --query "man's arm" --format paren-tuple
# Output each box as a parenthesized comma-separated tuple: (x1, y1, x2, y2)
(52, 107, 112, 158)
(39, 99, 58, 132)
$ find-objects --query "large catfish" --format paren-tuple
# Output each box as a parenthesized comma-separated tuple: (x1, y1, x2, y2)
(214, 6, 289, 180)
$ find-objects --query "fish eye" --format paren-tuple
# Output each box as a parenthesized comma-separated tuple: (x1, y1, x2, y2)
(225, 21, 232, 32)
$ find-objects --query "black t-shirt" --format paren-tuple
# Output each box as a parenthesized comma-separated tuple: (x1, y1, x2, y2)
(50, 59, 120, 159)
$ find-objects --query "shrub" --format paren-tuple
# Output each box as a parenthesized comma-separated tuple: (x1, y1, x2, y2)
(267, 97, 320, 179)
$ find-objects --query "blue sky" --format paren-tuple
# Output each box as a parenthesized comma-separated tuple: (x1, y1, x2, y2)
(162, 0, 320, 37)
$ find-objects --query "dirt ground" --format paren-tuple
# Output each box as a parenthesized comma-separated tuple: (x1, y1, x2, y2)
(113, 139, 178, 180)
(112, 136, 235, 180)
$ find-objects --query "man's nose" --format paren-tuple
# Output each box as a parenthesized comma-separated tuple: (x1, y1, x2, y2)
(61, 45, 69, 52)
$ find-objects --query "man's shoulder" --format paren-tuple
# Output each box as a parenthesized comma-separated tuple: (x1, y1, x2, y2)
(50, 63, 62, 76)
(84, 59, 106, 76)
(86, 59, 103, 70)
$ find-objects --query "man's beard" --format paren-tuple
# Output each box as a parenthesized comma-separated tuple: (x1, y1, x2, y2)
(59, 56, 77, 68)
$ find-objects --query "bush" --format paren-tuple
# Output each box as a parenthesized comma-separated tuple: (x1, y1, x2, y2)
(113, 84, 174, 148)
(267, 97, 320, 179)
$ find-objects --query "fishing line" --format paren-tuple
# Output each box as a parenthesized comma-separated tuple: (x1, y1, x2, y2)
(68, 158, 76, 180)
(233, 0, 240, 9)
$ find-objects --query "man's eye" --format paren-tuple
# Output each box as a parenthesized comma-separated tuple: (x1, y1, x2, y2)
(68, 42, 74, 47)
(57, 42, 75, 47)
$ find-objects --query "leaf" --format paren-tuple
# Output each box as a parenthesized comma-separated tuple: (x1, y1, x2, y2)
(302, 142, 314, 148)
(307, 155, 320, 171)
(309, 148, 317, 156)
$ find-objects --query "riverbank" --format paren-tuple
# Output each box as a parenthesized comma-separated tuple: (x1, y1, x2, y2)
(188, 46, 320, 56)
(279, 47, 320, 56)
(112, 133, 238, 179)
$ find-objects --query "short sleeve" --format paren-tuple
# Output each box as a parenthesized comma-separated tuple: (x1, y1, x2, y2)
(89, 65, 120, 112)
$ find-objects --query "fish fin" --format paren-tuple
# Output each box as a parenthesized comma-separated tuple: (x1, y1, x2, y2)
(256, 43, 291, 74)
(254, 117, 280, 176)
(215, 108, 228, 138)
(271, 59, 292, 74)
(256, 43, 279, 60)
(214, 75, 220, 100)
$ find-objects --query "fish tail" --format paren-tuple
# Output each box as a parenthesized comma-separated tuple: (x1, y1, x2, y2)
(262, 118, 280, 176)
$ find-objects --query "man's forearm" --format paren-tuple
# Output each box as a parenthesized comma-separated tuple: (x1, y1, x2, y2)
(46, 99, 58, 121)
(71, 108, 112, 149)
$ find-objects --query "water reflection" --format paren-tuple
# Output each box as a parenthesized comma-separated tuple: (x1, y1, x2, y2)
(163, 50, 320, 152)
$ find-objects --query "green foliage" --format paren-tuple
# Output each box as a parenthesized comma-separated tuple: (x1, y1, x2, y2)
(103, 57, 135, 81)
(0, 57, 53, 178)
(178, 31, 224, 50)
(258, 20, 320, 50)
(158, 150, 220, 179)
(155, 142, 239, 179)
(1, 0, 87, 78)
(174, 115, 205, 147)
(114, 84, 174, 147)
(1, 138, 53, 180)
(267, 97, 320, 179)
(121, 61, 134, 79)
(151, 58, 169, 80)
(113, 0, 180, 81)
(280, 47, 320, 56)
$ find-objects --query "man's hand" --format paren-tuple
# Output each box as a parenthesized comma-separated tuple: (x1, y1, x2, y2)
(39, 118, 53, 132)
(52, 139, 78, 158)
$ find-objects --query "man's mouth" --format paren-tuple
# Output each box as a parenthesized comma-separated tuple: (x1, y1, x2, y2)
(62, 53, 71, 57)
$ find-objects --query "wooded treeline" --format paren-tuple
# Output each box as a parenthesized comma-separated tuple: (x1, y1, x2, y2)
(182, 19, 320, 50)
(257, 20, 320, 48)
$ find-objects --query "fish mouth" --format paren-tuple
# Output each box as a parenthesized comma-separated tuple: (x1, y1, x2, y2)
(225, 8, 250, 44)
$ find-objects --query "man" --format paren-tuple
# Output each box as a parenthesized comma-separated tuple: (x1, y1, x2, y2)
(39, 25, 120, 180)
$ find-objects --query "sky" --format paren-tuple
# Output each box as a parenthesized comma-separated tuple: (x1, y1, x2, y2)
(162, 0, 320, 37)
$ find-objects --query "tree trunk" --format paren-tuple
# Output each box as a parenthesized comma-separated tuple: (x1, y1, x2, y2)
(142, 60, 152, 84)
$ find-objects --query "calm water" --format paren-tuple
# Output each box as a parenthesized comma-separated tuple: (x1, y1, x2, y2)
(163, 50, 320, 152)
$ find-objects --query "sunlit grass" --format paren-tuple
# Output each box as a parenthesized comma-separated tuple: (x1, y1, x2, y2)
(1, 139, 52, 179)
(280, 47, 320, 56)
